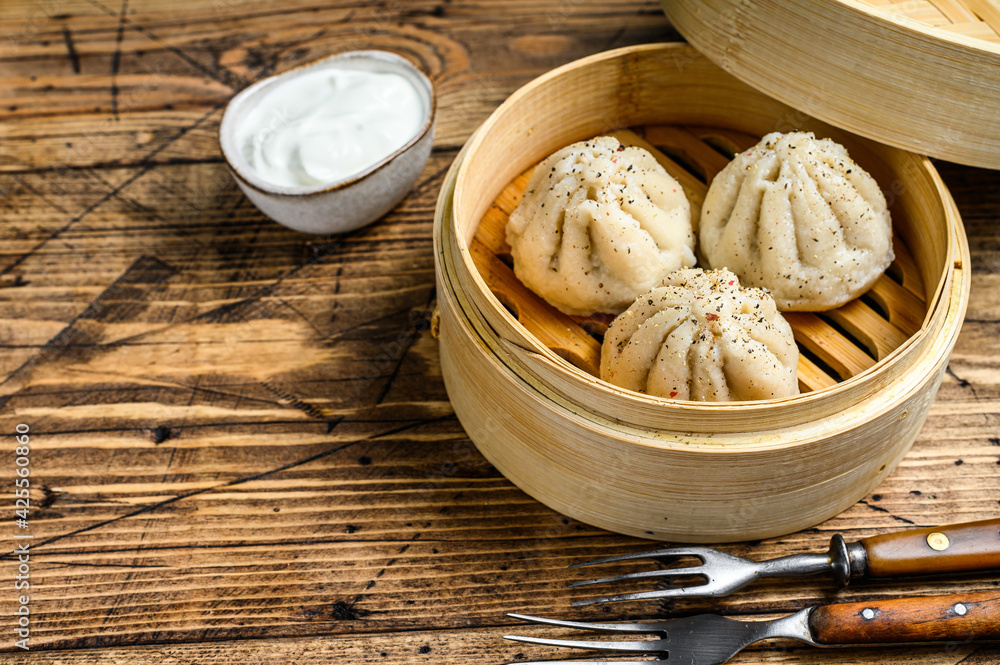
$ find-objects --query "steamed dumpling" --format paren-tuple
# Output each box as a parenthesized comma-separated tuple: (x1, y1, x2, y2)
(601, 268, 799, 402)
(699, 132, 893, 311)
(506, 136, 695, 316)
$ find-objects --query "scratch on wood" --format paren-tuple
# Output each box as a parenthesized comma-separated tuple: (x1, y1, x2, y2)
(0, 255, 177, 391)
(6, 156, 227, 177)
(375, 291, 437, 405)
(186, 233, 358, 327)
(857, 500, 916, 525)
(0, 102, 224, 277)
(276, 297, 328, 340)
(84, 0, 245, 89)
(946, 365, 978, 399)
(604, 26, 627, 49)
(953, 645, 1000, 665)
(0, 415, 450, 557)
(375, 334, 416, 406)
(42, 560, 167, 569)
(13, 174, 69, 214)
(61, 26, 81, 74)
(330, 266, 343, 324)
(110, 0, 129, 119)
(328, 306, 420, 344)
(346, 533, 422, 612)
(79, 255, 178, 322)
(261, 380, 330, 420)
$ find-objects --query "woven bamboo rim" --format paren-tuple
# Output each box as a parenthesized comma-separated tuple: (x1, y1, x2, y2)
(661, 0, 1000, 169)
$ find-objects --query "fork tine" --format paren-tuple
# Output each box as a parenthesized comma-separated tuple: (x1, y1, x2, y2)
(506, 613, 661, 633)
(568, 566, 707, 588)
(571, 586, 711, 607)
(569, 547, 709, 568)
(504, 634, 662, 652)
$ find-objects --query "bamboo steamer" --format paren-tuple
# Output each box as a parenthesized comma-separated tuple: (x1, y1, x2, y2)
(660, 0, 1000, 169)
(433, 43, 970, 542)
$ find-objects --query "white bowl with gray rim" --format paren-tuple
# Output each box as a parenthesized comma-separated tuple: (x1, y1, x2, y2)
(218, 50, 436, 235)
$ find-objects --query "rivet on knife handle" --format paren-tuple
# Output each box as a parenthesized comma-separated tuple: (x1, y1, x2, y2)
(809, 590, 1000, 644)
(860, 518, 1000, 578)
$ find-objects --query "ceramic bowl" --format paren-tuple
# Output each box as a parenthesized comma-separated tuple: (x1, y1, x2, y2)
(218, 50, 436, 234)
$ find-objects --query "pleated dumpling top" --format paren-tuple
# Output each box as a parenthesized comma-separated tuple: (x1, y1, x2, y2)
(601, 268, 799, 402)
(506, 136, 695, 316)
(699, 132, 893, 311)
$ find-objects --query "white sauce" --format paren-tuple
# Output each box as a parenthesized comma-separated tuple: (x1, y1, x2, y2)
(238, 67, 425, 188)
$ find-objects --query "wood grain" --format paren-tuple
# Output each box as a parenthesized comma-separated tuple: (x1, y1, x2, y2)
(0, 1, 998, 663)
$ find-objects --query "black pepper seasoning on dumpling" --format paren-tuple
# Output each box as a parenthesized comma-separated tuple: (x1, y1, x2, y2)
(699, 131, 893, 311)
(601, 268, 799, 402)
(506, 135, 695, 316)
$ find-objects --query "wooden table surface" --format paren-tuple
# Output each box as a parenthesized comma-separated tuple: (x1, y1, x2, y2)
(1, 1, 998, 663)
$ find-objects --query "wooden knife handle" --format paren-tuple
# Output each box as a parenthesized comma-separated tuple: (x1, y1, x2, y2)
(809, 591, 1000, 644)
(860, 518, 1000, 578)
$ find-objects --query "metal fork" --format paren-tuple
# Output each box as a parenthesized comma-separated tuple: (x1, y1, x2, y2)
(505, 590, 1000, 665)
(568, 518, 1000, 605)
(506, 610, 815, 665)
(567, 541, 849, 605)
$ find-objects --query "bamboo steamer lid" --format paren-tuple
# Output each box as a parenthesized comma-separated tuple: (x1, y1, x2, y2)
(661, 0, 1000, 169)
(433, 43, 970, 542)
